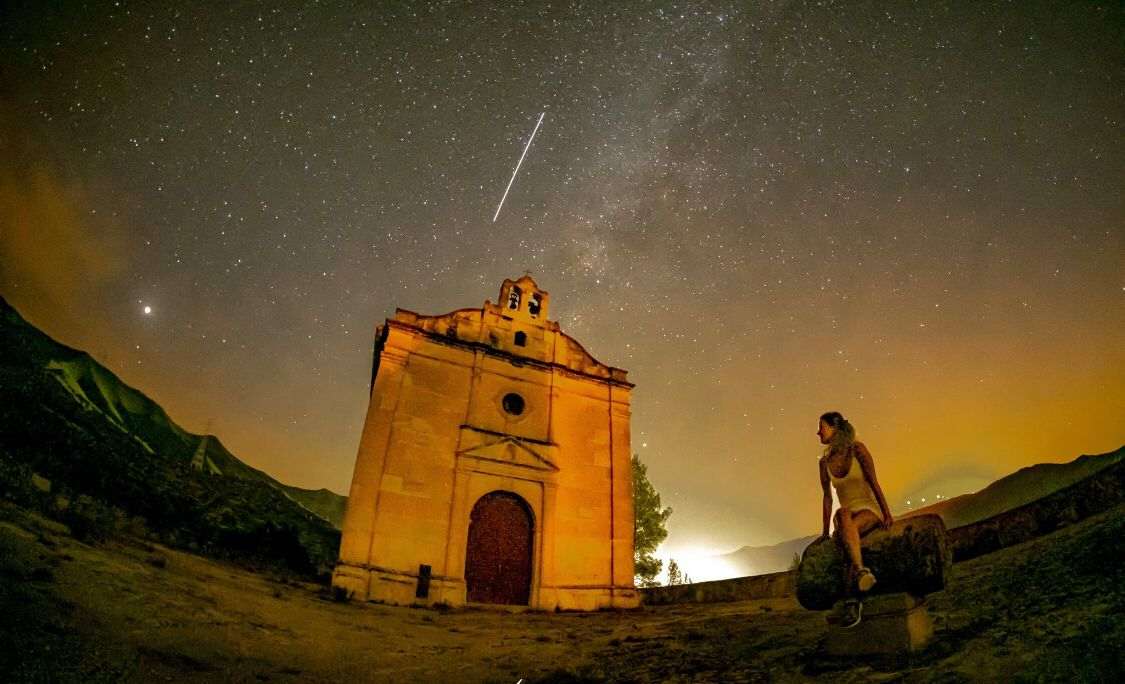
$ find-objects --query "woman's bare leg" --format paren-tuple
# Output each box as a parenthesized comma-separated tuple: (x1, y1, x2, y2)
(835, 508, 882, 571)
(836, 507, 863, 569)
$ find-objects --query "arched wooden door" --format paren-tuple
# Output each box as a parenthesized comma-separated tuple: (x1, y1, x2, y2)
(464, 491, 533, 605)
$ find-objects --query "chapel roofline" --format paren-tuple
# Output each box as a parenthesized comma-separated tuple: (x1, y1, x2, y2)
(386, 303, 631, 387)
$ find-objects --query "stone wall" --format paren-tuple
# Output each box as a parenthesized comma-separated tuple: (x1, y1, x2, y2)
(945, 458, 1125, 562)
(640, 570, 795, 606)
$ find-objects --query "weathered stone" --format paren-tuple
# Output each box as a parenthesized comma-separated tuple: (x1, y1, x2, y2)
(823, 592, 934, 655)
(795, 538, 846, 612)
(640, 570, 796, 605)
(796, 514, 951, 610)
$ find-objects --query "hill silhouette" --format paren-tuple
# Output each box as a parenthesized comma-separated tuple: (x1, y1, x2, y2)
(903, 447, 1125, 528)
(0, 295, 342, 574)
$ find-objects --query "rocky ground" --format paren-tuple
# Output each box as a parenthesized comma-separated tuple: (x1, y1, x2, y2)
(1, 502, 1122, 683)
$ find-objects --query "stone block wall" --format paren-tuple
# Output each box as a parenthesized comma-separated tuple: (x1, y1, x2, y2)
(945, 458, 1125, 561)
(639, 570, 795, 605)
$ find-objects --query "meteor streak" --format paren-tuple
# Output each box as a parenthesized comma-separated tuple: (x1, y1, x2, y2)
(492, 111, 545, 223)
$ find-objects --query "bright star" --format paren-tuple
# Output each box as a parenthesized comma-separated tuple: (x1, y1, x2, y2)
(143, 305, 152, 315)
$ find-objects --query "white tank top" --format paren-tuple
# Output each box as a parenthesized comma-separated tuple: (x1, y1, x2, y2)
(828, 449, 882, 517)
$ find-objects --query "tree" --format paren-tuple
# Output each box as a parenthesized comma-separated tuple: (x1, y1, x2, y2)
(667, 558, 683, 586)
(632, 453, 672, 588)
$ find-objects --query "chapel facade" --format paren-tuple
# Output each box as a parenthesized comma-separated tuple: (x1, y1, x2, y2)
(332, 276, 639, 610)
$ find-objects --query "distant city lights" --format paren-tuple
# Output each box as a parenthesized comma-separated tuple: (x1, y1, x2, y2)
(904, 493, 945, 508)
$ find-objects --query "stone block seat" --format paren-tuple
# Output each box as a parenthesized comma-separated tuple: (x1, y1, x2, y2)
(797, 514, 951, 655)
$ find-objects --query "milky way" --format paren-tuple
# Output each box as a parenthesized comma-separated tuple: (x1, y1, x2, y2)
(2, 2, 1122, 563)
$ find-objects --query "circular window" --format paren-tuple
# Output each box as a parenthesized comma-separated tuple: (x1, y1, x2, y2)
(501, 393, 525, 416)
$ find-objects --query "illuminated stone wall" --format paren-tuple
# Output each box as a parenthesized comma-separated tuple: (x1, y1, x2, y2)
(332, 276, 639, 610)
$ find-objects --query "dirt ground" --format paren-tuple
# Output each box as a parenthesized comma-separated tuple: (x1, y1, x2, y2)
(2, 503, 1123, 683)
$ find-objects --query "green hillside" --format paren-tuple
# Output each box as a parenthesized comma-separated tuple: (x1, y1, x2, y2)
(280, 485, 348, 529)
(0, 295, 342, 575)
(193, 434, 348, 529)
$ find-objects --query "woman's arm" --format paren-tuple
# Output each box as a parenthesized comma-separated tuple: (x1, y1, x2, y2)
(855, 443, 894, 527)
(819, 459, 832, 539)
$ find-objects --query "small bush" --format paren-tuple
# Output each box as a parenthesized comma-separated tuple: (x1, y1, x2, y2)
(61, 495, 116, 543)
(0, 452, 50, 512)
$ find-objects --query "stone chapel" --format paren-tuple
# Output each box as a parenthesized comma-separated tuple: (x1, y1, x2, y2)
(332, 276, 639, 610)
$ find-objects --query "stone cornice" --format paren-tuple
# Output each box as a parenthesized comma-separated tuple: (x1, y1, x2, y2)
(382, 316, 634, 389)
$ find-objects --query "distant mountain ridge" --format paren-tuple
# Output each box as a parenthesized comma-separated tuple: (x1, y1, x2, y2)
(16, 312, 348, 528)
(0, 294, 344, 572)
(903, 447, 1125, 529)
(715, 445, 1125, 578)
(715, 534, 817, 579)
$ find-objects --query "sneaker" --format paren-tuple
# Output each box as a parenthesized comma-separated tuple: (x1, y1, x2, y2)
(839, 599, 863, 628)
(856, 567, 877, 593)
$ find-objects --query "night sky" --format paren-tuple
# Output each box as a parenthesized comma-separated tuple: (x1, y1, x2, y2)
(2, 2, 1123, 572)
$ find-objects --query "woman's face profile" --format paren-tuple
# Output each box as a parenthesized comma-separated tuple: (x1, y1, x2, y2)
(817, 420, 834, 445)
